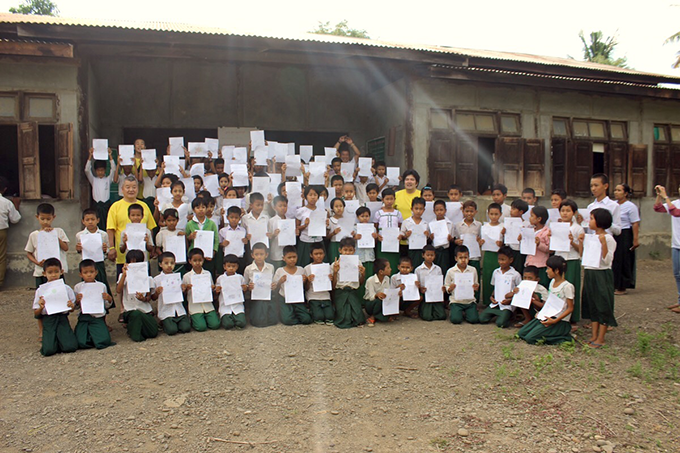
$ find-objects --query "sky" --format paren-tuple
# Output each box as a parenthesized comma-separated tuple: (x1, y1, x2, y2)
(1, 0, 680, 77)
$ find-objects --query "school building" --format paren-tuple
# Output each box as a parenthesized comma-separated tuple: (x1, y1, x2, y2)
(1, 13, 679, 286)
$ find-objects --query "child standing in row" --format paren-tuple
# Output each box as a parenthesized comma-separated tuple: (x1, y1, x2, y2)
(332, 237, 366, 328)
(444, 245, 480, 324)
(479, 246, 521, 328)
(116, 250, 158, 342)
(73, 259, 115, 350)
(416, 245, 445, 321)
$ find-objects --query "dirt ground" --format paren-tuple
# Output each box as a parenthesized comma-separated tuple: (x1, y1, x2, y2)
(0, 259, 679, 453)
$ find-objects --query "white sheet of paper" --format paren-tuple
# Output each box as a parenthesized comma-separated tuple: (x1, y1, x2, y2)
(164, 235, 187, 264)
(522, 206, 533, 223)
(340, 162, 355, 181)
(520, 227, 536, 255)
(222, 198, 243, 213)
(156, 186, 172, 206)
(205, 138, 219, 155)
(79, 282, 106, 315)
(142, 149, 157, 170)
(358, 157, 372, 177)
(284, 274, 305, 303)
(504, 218, 523, 245)
(423, 202, 436, 223)
(223, 229, 246, 256)
(382, 288, 400, 316)
(308, 207, 327, 238)
(231, 163, 249, 187)
(578, 208, 591, 229)
(163, 155, 181, 176)
(125, 223, 147, 252)
(188, 142, 207, 157)
(221, 274, 245, 304)
(204, 174, 220, 197)
(251, 272, 272, 300)
(300, 145, 313, 163)
(42, 280, 70, 315)
(549, 222, 571, 252)
(582, 234, 602, 268)
(339, 255, 359, 282)
(462, 234, 481, 259)
(511, 280, 538, 309)
(190, 163, 205, 177)
(537, 293, 565, 320)
(273, 143, 287, 163)
(425, 275, 444, 303)
(324, 187, 335, 210)
(92, 139, 108, 160)
(381, 227, 400, 253)
(408, 222, 428, 250)
(180, 179, 196, 202)
(481, 224, 502, 252)
(220, 145, 234, 161)
(430, 219, 450, 248)
(445, 202, 463, 224)
(494, 274, 514, 304)
(233, 147, 247, 164)
(286, 143, 296, 156)
(251, 176, 269, 195)
(250, 130, 265, 150)
(276, 219, 296, 246)
(324, 147, 337, 163)
(309, 161, 326, 185)
(81, 232, 104, 262)
(269, 173, 282, 194)
(119, 145, 134, 166)
(169, 137, 185, 156)
(356, 223, 376, 248)
(286, 182, 303, 208)
(191, 272, 213, 303)
(285, 155, 302, 177)
(254, 148, 268, 166)
(386, 167, 400, 186)
(159, 273, 183, 304)
(548, 208, 560, 224)
(311, 263, 332, 292)
(126, 262, 150, 294)
(333, 216, 354, 240)
(194, 230, 214, 259)
(340, 200, 357, 216)
(401, 274, 420, 301)
(248, 221, 269, 248)
(366, 202, 382, 220)
(454, 273, 475, 300)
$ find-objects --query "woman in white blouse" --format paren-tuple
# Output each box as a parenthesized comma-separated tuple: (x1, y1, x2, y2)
(612, 184, 640, 295)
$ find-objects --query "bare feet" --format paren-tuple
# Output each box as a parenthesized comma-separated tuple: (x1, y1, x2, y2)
(671, 306, 680, 314)
(614, 290, 627, 295)
(366, 316, 375, 326)
(667, 303, 680, 310)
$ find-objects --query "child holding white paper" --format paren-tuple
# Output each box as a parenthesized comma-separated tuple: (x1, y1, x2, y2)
(430, 200, 453, 271)
(185, 197, 219, 279)
(242, 192, 270, 258)
(85, 146, 116, 230)
(511, 265, 549, 328)
(375, 188, 403, 275)
(156, 180, 192, 228)
(518, 256, 574, 345)
(390, 256, 420, 319)
(25, 203, 70, 287)
(444, 246, 480, 325)
(304, 243, 334, 323)
(363, 258, 393, 325)
(74, 259, 114, 349)
(479, 246, 521, 328)
(332, 237, 366, 329)
(181, 248, 220, 331)
(399, 197, 430, 269)
(219, 206, 248, 273)
(266, 196, 288, 269)
(151, 252, 191, 335)
(76, 208, 112, 297)
(296, 185, 326, 268)
(554, 199, 584, 325)
(137, 156, 159, 214)
(480, 203, 504, 306)
(214, 254, 248, 329)
(273, 246, 312, 325)
(33, 258, 78, 356)
(581, 209, 617, 348)
(327, 198, 349, 262)
(155, 208, 187, 274)
(490, 184, 512, 221)
(373, 161, 389, 198)
(501, 199, 530, 274)
(524, 205, 551, 288)
(415, 245, 445, 321)
(116, 250, 158, 342)
(244, 243, 278, 328)
(119, 204, 154, 261)
(353, 206, 377, 277)
(453, 200, 482, 299)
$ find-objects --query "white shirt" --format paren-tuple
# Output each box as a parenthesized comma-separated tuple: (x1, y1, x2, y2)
(243, 262, 275, 286)
(216, 273, 246, 316)
(415, 262, 443, 283)
(75, 228, 109, 263)
(618, 200, 640, 230)
(375, 209, 402, 231)
(554, 222, 585, 261)
(267, 215, 284, 261)
(33, 282, 76, 316)
(665, 200, 680, 249)
(182, 269, 215, 315)
(444, 264, 478, 304)
(296, 206, 324, 243)
(85, 159, 114, 203)
(0, 194, 21, 229)
(583, 234, 617, 270)
(117, 273, 154, 313)
(273, 266, 305, 298)
(587, 196, 621, 236)
(400, 217, 430, 243)
(548, 280, 576, 323)
(74, 281, 111, 318)
(241, 211, 270, 236)
(364, 274, 391, 300)
(25, 228, 70, 277)
(142, 175, 157, 198)
(490, 267, 522, 311)
(304, 263, 332, 300)
(488, 203, 512, 222)
(153, 273, 187, 320)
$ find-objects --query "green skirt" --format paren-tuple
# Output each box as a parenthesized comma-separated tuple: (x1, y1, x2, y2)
(482, 251, 499, 306)
(581, 269, 617, 326)
(376, 242, 399, 278)
(94, 261, 113, 301)
(364, 297, 389, 322)
(537, 267, 550, 290)
(518, 318, 573, 345)
(333, 288, 365, 329)
(469, 260, 480, 303)
(328, 242, 341, 264)
(434, 247, 450, 273)
(297, 240, 325, 268)
(419, 301, 446, 321)
(564, 259, 582, 322)
(511, 250, 525, 275)
(408, 250, 424, 270)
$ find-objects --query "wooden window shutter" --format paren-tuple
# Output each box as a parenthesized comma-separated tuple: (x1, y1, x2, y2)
(496, 137, 523, 196)
(523, 139, 545, 196)
(607, 142, 628, 191)
(428, 130, 455, 194)
(55, 123, 74, 199)
(652, 144, 669, 190)
(627, 144, 647, 196)
(454, 137, 478, 194)
(670, 145, 680, 196)
(17, 122, 41, 199)
(551, 139, 567, 191)
(569, 141, 593, 197)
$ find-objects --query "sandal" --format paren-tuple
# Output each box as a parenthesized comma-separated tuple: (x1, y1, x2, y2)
(513, 321, 528, 328)
(588, 342, 604, 349)
(614, 290, 627, 295)
(671, 306, 680, 314)
(366, 316, 375, 326)
(118, 313, 125, 323)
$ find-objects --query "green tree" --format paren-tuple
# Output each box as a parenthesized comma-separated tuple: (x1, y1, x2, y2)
(664, 31, 680, 68)
(579, 30, 628, 68)
(9, 0, 59, 16)
(310, 20, 370, 39)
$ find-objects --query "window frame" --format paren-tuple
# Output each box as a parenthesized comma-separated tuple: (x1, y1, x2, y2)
(0, 92, 21, 122)
(23, 93, 58, 123)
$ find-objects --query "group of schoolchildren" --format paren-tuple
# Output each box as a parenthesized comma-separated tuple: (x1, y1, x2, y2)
(28, 136, 635, 356)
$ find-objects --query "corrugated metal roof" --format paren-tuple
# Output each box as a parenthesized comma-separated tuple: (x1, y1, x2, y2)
(2, 12, 679, 83)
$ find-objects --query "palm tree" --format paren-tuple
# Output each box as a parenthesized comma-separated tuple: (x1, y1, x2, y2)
(579, 31, 628, 68)
(665, 32, 680, 68)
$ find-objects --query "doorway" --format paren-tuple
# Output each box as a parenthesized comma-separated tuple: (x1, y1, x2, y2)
(477, 136, 496, 195)
(0, 125, 19, 197)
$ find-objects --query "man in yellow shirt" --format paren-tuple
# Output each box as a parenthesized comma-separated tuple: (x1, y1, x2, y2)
(394, 170, 422, 245)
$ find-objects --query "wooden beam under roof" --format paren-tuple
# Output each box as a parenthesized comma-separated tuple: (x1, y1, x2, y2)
(0, 38, 73, 58)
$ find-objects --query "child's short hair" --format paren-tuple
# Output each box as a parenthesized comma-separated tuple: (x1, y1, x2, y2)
(365, 183, 379, 194)
(93, 160, 108, 171)
(250, 192, 264, 203)
(374, 258, 389, 274)
(226, 206, 242, 217)
(277, 182, 286, 195)
(382, 188, 396, 199)
(522, 188, 536, 198)
(591, 173, 609, 185)
(498, 245, 514, 260)
(546, 255, 567, 275)
(310, 242, 325, 255)
(330, 197, 345, 209)
(433, 199, 446, 209)
(161, 174, 179, 185)
(82, 208, 98, 219)
(491, 184, 508, 195)
(343, 181, 356, 190)
(487, 202, 502, 214)
(591, 208, 613, 229)
(251, 242, 269, 253)
(273, 195, 288, 206)
(36, 203, 54, 216)
(448, 184, 461, 192)
(43, 257, 62, 270)
(462, 200, 477, 210)
(225, 187, 238, 197)
(215, 158, 224, 166)
(125, 250, 144, 263)
(218, 172, 230, 181)
(411, 197, 426, 208)
(79, 259, 96, 271)
(375, 161, 386, 169)
(355, 206, 371, 217)
(402, 169, 420, 185)
(421, 185, 434, 195)
(128, 203, 144, 216)
(523, 265, 539, 278)
(399, 255, 413, 266)
(331, 157, 342, 166)
(510, 199, 529, 214)
(171, 180, 185, 191)
(330, 174, 344, 186)
(282, 245, 297, 256)
(303, 185, 321, 198)
(551, 188, 567, 200)
(224, 254, 240, 265)
(163, 208, 179, 220)
(188, 248, 205, 260)
(339, 237, 356, 249)
(559, 199, 578, 213)
(193, 175, 203, 184)
(531, 206, 549, 225)
(422, 244, 436, 254)
(191, 197, 208, 210)
(158, 251, 175, 263)
(454, 245, 469, 257)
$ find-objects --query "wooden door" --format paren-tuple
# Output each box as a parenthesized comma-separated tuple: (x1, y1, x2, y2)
(552, 139, 567, 191)
(55, 123, 74, 199)
(569, 141, 593, 197)
(496, 137, 523, 196)
(428, 131, 454, 194)
(17, 122, 41, 199)
(455, 137, 478, 193)
(627, 144, 647, 196)
(607, 142, 628, 191)
(523, 139, 545, 196)
(671, 145, 680, 196)
(653, 144, 669, 190)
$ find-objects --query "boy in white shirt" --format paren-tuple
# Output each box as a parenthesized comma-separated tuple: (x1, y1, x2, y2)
(243, 243, 277, 327)
(445, 245, 480, 324)
(85, 147, 115, 230)
(181, 248, 220, 331)
(116, 250, 157, 342)
(304, 243, 334, 323)
(215, 254, 247, 329)
(25, 203, 70, 288)
(267, 196, 289, 270)
(479, 246, 522, 328)
(151, 252, 191, 335)
(273, 246, 312, 325)
(415, 245, 445, 321)
(73, 259, 114, 349)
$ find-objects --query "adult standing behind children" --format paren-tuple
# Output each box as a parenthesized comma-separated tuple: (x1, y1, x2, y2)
(106, 175, 157, 274)
(395, 170, 421, 252)
(0, 176, 21, 289)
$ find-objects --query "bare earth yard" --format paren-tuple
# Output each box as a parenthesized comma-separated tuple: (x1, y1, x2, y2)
(0, 259, 679, 453)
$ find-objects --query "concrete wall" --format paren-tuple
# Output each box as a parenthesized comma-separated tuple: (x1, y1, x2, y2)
(366, 77, 410, 167)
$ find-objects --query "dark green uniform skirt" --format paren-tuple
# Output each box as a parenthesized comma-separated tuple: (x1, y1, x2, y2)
(297, 240, 325, 268)
(582, 268, 617, 326)
(449, 302, 480, 324)
(94, 200, 111, 232)
(220, 313, 247, 330)
(482, 251, 499, 306)
(162, 315, 191, 335)
(479, 306, 513, 328)
(40, 313, 78, 356)
(518, 318, 573, 345)
(333, 288, 365, 329)
(511, 250, 525, 275)
(376, 242, 399, 278)
(364, 297, 389, 322)
(249, 298, 279, 327)
(328, 242, 341, 264)
(419, 301, 446, 321)
(275, 293, 313, 325)
(123, 310, 159, 342)
(469, 260, 480, 303)
(75, 314, 114, 349)
(434, 247, 450, 273)
(564, 259, 581, 322)
(408, 250, 424, 270)
(309, 299, 335, 322)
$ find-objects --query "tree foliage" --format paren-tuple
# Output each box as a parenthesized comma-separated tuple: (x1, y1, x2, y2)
(9, 0, 59, 16)
(579, 30, 628, 68)
(664, 31, 680, 68)
(310, 20, 370, 39)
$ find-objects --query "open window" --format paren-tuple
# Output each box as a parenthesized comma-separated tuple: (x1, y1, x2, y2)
(653, 124, 680, 196)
